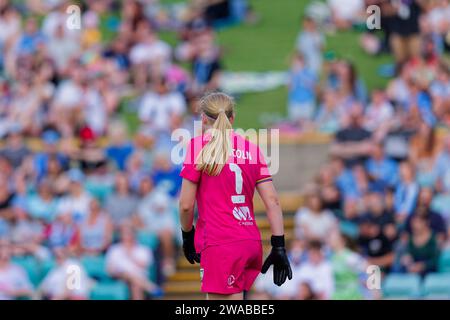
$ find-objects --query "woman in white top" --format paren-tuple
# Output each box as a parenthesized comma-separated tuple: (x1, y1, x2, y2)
(105, 222, 159, 300)
(39, 247, 93, 300)
(0, 241, 33, 300)
(295, 192, 338, 242)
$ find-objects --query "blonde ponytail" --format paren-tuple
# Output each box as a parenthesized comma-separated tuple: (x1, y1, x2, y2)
(196, 92, 235, 176)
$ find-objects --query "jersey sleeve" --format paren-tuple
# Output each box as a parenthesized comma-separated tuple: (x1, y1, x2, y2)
(180, 138, 201, 183)
(255, 147, 272, 185)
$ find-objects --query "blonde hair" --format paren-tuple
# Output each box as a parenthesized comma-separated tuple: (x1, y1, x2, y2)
(196, 92, 235, 176)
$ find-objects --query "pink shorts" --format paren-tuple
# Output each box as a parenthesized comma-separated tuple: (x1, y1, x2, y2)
(200, 240, 263, 295)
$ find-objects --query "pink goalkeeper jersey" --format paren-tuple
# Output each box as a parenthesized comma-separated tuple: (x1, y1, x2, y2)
(180, 132, 272, 253)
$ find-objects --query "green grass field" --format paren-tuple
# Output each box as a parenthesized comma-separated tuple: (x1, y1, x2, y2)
(162, 0, 394, 129)
(215, 0, 395, 129)
(141, 0, 395, 130)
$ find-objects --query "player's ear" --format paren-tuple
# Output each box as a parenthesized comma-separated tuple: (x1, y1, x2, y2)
(229, 115, 234, 125)
(201, 114, 208, 126)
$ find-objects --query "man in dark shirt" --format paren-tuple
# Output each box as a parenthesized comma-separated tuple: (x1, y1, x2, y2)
(0, 128, 30, 169)
(358, 215, 395, 272)
(389, 0, 427, 63)
(363, 191, 398, 241)
(404, 187, 447, 243)
(331, 106, 373, 167)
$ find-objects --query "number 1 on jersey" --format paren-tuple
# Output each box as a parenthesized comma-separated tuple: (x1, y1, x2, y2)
(229, 163, 245, 204)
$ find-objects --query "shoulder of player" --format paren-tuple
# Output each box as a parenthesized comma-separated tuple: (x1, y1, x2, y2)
(232, 133, 261, 150)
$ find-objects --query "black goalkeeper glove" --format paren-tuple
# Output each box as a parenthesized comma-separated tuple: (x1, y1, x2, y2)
(182, 227, 200, 264)
(261, 235, 293, 286)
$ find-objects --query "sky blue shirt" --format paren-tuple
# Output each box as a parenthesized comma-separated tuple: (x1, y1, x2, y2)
(366, 157, 399, 187)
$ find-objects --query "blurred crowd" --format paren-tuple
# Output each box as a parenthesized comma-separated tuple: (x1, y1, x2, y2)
(254, 0, 450, 300)
(0, 0, 254, 300)
(0, 0, 449, 301)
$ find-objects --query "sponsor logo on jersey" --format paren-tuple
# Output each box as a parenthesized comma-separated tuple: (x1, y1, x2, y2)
(227, 275, 236, 287)
(232, 206, 252, 221)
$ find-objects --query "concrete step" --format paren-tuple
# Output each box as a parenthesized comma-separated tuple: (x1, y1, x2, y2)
(162, 293, 205, 300)
(164, 192, 301, 299)
(164, 281, 201, 294)
(257, 216, 294, 230)
(253, 192, 302, 213)
(168, 271, 200, 282)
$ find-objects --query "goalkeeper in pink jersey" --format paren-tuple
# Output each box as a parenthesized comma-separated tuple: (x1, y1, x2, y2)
(179, 92, 292, 300)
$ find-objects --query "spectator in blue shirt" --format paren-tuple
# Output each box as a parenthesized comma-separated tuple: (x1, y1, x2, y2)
(287, 54, 318, 124)
(433, 136, 450, 192)
(296, 16, 324, 75)
(151, 152, 182, 197)
(394, 162, 419, 224)
(34, 130, 69, 181)
(105, 122, 134, 171)
(16, 18, 46, 56)
(366, 143, 399, 188)
(405, 79, 436, 127)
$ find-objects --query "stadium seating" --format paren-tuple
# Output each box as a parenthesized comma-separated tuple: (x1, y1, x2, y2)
(438, 249, 450, 273)
(382, 274, 421, 299)
(11, 256, 41, 288)
(136, 231, 159, 251)
(80, 255, 110, 281)
(90, 281, 130, 300)
(339, 221, 359, 239)
(422, 273, 450, 299)
(136, 231, 159, 282)
(38, 257, 56, 284)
